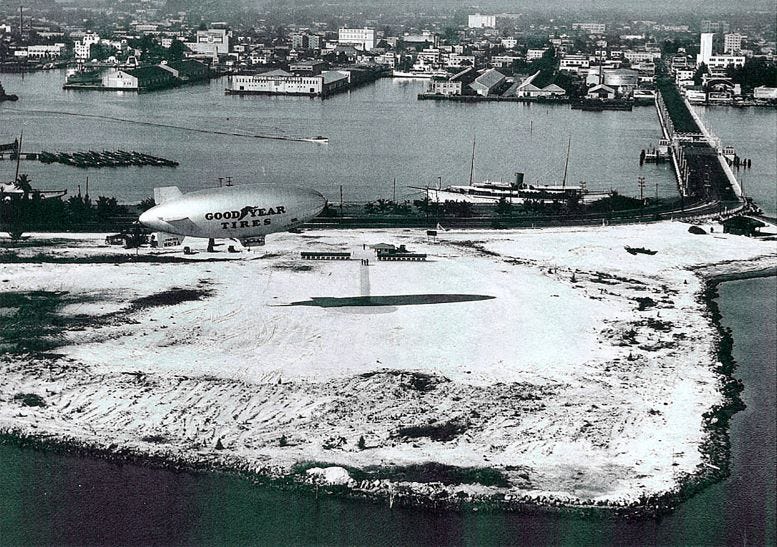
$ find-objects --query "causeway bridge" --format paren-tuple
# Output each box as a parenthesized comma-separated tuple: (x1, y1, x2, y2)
(654, 81, 748, 211)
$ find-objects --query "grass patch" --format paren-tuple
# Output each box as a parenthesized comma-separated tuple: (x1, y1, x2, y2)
(364, 462, 510, 487)
(395, 420, 467, 442)
(13, 393, 47, 407)
(131, 288, 211, 309)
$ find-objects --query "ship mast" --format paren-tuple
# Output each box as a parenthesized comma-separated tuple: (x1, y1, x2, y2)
(469, 136, 476, 185)
(561, 135, 571, 189)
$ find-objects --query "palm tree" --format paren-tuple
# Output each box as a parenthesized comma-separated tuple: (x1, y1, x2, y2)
(14, 173, 32, 198)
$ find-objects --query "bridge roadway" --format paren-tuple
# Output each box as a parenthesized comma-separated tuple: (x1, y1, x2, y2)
(654, 89, 745, 205)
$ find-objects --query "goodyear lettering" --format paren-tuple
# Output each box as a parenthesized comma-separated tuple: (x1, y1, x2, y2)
(206, 205, 286, 229)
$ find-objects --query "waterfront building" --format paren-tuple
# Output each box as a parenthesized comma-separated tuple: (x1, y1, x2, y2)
(338, 28, 375, 51)
(227, 69, 349, 97)
(158, 59, 210, 82)
(102, 69, 138, 90)
(753, 86, 777, 100)
(587, 84, 616, 99)
(289, 60, 326, 76)
(26, 44, 66, 59)
(468, 14, 496, 28)
(428, 67, 475, 95)
(572, 22, 606, 34)
(469, 68, 505, 96)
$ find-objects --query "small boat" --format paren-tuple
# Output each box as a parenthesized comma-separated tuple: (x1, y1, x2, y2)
(624, 246, 658, 255)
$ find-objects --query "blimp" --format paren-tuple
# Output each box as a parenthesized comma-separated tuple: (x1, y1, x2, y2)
(139, 184, 327, 248)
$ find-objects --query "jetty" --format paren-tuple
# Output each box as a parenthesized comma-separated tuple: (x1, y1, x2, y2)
(0, 150, 179, 168)
(654, 78, 745, 209)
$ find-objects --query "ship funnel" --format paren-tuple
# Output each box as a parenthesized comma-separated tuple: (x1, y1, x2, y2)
(514, 172, 525, 188)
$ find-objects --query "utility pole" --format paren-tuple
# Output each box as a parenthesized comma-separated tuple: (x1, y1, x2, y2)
(392, 177, 396, 203)
(638, 176, 645, 202)
(19, 5, 23, 37)
(339, 184, 343, 217)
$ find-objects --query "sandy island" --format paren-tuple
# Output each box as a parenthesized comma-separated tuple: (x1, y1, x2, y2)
(1, 221, 775, 514)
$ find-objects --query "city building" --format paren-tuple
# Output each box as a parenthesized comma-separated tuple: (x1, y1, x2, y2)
(428, 67, 475, 96)
(724, 33, 745, 54)
(227, 69, 349, 97)
(526, 48, 547, 61)
(706, 55, 746, 69)
(469, 68, 505, 96)
(26, 44, 66, 59)
(191, 28, 230, 56)
(697, 33, 714, 66)
(572, 23, 606, 34)
(468, 14, 496, 29)
(753, 86, 777, 100)
(338, 28, 375, 51)
(700, 20, 730, 34)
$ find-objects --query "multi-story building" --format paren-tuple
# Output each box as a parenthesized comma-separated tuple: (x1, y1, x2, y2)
(500, 38, 517, 49)
(491, 55, 519, 68)
(700, 20, 730, 34)
(697, 33, 714, 66)
(26, 44, 66, 58)
(526, 48, 547, 61)
(338, 28, 375, 51)
(559, 54, 589, 71)
(724, 33, 744, 54)
(227, 69, 349, 97)
(572, 22, 606, 34)
(192, 28, 230, 55)
(444, 53, 475, 68)
(468, 14, 496, 29)
(624, 50, 661, 63)
(706, 55, 746, 69)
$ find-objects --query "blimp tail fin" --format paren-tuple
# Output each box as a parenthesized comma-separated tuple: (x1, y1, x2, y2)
(153, 186, 183, 205)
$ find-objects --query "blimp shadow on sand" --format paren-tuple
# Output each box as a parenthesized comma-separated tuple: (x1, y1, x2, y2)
(139, 183, 327, 249)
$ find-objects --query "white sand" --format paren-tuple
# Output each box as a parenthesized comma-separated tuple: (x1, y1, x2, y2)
(1, 221, 775, 504)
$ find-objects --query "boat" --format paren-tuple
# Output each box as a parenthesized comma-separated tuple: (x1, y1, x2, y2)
(0, 82, 19, 102)
(412, 137, 608, 205)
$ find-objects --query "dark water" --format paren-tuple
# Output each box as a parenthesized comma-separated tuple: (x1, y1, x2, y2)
(0, 276, 774, 545)
(1, 71, 678, 204)
(695, 106, 777, 217)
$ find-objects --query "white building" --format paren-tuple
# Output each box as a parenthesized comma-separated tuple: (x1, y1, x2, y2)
(102, 69, 138, 90)
(753, 86, 777, 100)
(444, 53, 475, 68)
(26, 44, 65, 59)
(192, 28, 230, 55)
(624, 50, 661, 63)
(74, 41, 91, 59)
(559, 54, 589, 71)
(572, 23, 606, 34)
(338, 28, 375, 51)
(697, 33, 714, 66)
(500, 38, 517, 49)
(723, 33, 744, 54)
(468, 14, 496, 29)
(227, 69, 349, 97)
(526, 48, 547, 61)
(469, 68, 505, 96)
(706, 55, 746, 70)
